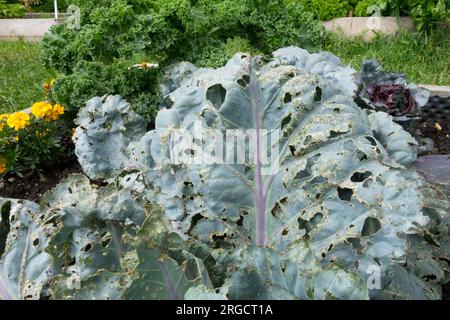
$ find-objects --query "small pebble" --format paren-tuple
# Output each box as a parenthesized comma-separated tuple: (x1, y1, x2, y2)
(434, 122, 442, 131)
(7, 177, 15, 183)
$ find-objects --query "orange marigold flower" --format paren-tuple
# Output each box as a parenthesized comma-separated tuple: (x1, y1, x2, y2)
(0, 157, 7, 174)
(47, 104, 65, 121)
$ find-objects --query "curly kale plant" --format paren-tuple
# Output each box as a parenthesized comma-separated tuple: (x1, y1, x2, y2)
(303, 0, 351, 21)
(41, 0, 326, 122)
(1, 47, 449, 300)
(354, 0, 383, 16)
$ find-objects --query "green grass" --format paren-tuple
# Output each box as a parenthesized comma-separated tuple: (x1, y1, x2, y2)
(323, 29, 450, 85)
(0, 39, 56, 114)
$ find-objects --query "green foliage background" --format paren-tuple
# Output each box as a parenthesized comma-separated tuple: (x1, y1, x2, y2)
(0, 0, 25, 18)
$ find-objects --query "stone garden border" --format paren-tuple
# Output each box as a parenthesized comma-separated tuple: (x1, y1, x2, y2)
(420, 85, 450, 98)
(323, 16, 414, 41)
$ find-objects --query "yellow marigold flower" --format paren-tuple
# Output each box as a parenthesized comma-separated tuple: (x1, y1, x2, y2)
(7, 112, 30, 131)
(50, 79, 56, 86)
(0, 157, 7, 174)
(32, 101, 53, 119)
(43, 82, 50, 92)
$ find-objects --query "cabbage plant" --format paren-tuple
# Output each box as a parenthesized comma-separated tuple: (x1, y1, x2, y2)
(0, 47, 448, 300)
(356, 60, 430, 117)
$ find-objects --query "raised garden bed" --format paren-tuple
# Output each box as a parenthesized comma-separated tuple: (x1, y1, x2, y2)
(323, 17, 414, 41)
(23, 12, 70, 19)
(0, 17, 64, 41)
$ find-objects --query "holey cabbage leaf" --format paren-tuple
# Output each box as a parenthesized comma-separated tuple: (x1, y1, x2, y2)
(0, 176, 215, 300)
(71, 47, 447, 299)
(1, 47, 449, 300)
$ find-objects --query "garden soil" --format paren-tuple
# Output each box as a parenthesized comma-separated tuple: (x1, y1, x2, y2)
(0, 157, 81, 202)
(416, 119, 450, 155)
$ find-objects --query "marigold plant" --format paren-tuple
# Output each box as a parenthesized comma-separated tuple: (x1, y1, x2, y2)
(0, 98, 71, 176)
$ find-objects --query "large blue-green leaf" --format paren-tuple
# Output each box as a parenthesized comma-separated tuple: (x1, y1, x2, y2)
(0, 47, 445, 300)
(72, 48, 432, 299)
(368, 111, 418, 166)
(43, 180, 213, 300)
(0, 199, 55, 300)
(42, 174, 145, 282)
(122, 205, 214, 300)
(73, 95, 147, 180)
(0, 199, 10, 257)
(226, 243, 368, 299)
(125, 247, 201, 300)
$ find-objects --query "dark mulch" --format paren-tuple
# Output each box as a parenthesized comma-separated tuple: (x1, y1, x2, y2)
(417, 119, 450, 155)
(444, 282, 450, 300)
(0, 157, 82, 202)
(407, 116, 450, 300)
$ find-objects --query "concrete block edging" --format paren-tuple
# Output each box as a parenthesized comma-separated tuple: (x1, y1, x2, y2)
(0, 18, 64, 41)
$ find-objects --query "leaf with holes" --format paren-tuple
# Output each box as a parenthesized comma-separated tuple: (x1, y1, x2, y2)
(0, 199, 11, 258)
(0, 199, 55, 300)
(4, 47, 448, 300)
(0, 175, 214, 300)
(368, 111, 418, 166)
(112, 47, 430, 298)
(73, 95, 147, 181)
